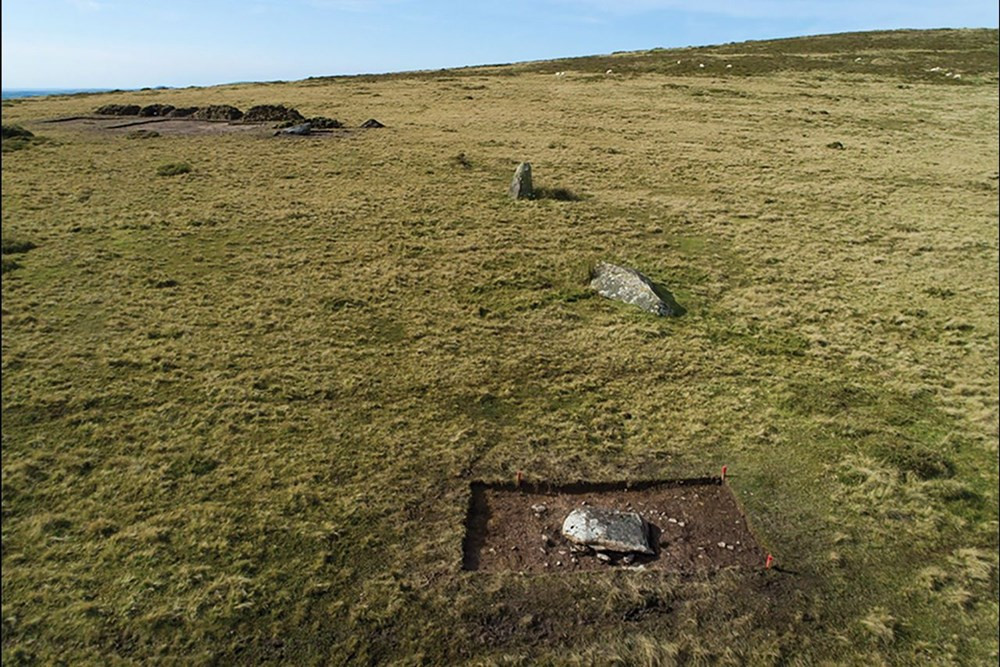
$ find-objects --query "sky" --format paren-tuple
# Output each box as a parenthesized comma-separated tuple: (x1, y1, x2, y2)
(2, 0, 997, 89)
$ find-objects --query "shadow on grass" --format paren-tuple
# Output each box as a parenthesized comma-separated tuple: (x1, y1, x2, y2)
(535, 186, 584, 201)
(650, 282, 686, 316)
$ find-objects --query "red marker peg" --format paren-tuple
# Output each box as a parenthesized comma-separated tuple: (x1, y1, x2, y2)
(516, 470, 524, 488)
(721, 465, 728, 482)
(765, 554, 774, 569)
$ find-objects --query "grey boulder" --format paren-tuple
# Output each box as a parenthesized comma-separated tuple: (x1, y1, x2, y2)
(561, 507, 654, 555)
(276, 122, 312, 136)
(590, 262, 682, 317)
(508, 162, 533, 199)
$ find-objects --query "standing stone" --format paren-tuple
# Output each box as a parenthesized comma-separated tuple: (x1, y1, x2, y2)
(508, 162, 533, 200)
(589, 261, 682, 317)
(561, 507, 653, 555)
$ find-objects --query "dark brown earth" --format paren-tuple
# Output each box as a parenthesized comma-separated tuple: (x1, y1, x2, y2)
(463, 479, 767, 573)
(39, 116, 358, 138)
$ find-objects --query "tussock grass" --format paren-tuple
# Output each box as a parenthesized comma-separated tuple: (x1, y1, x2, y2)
(155, 162, 191, 176)
(1, 236, 36, 254)
(1, 28, 997, 665)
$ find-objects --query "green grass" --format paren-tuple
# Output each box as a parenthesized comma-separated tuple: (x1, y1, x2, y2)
(155, 162, 192, 176)
(2, 28, 998, 665)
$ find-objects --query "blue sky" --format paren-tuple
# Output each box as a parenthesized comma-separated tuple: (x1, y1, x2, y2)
(2, 0, 996, 89)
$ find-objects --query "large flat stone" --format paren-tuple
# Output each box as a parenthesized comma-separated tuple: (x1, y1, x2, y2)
(561, 507, 653, 555)
(589, 262, 681, 317)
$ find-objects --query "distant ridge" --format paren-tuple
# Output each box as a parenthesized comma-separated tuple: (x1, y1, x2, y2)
(2, 88, 115, 100)
(305, 28, 998, 83)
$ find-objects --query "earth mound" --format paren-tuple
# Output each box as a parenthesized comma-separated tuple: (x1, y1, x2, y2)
(193, 105, 244, 121)
(243, 105, 304, 122)
(138, 104, 175, 117)
(2, 125, 34, 139)
(168, 107, 200, 117)
(95, 104, 141, 116)
(305, 116, 343, 129)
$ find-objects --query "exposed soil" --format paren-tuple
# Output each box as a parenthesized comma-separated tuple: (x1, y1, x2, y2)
(193, 105, 244, 121)
(463, 479, 766, 573)
(244, 105, 304, 122)
(139, 104, 175, 117)
(41, 115, 358, 138)
(94, 104, 140, 116)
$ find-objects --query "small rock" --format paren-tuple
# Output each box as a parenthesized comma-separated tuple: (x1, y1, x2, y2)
(826, 141, 845, 150)
(726, 545, 734, 551)
(531, 504, 548, 516)
(510, 545, 518, 551)
(360, 118, 385, 128)
(668, 517, 678, 524)
(589, 262, 682, 317)
(678, 522, 685, 527)
(622, 555, 635, 565)
(717, 542, 726, 548)
(508, 162, 533, 200)
(556, 561, 563, 567)
(596, 553, 612, 562)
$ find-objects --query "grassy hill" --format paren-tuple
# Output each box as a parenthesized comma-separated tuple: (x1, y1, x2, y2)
(2, 28, 998, 664)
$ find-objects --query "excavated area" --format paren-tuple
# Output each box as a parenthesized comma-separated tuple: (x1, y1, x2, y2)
(463, 478, 766, 573)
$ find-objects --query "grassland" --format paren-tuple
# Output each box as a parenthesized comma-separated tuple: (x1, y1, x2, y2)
(2, 28, 998, 665)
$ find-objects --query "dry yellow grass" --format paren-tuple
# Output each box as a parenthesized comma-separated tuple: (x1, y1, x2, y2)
(2, 28, 998, 664)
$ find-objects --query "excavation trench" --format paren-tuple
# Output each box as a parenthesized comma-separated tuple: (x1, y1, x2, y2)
(462, 478, 766, 573)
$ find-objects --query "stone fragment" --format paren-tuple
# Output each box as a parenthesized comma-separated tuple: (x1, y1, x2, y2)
(589, 262, 681, 317)
(276, 122, 312, 136)
(508, 162, 533, 200)
(360, 118, 385, 128)
(561, 507, 653, 555)
(531, 504, 548, 516)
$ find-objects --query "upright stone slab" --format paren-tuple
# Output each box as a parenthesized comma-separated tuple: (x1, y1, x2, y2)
(508, 162, 533, 199)
(561, 507, 653, 555)
(590, 261, 681, 317)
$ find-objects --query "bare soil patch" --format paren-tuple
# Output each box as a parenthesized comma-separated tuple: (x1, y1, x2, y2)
(463, 479, 766, 573)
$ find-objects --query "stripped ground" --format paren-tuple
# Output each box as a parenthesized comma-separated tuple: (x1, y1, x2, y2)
(464, 479, 766, 573)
